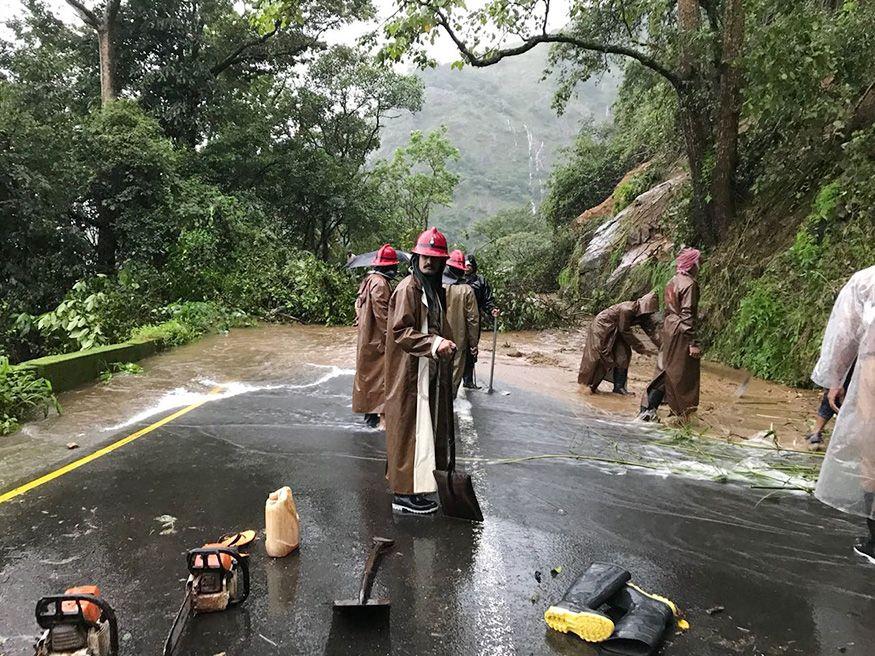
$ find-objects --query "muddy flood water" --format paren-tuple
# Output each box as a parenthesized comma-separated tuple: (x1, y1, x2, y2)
(2, 323, 824, 495)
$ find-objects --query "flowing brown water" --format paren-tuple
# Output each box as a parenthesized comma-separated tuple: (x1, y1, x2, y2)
(481, 327, 822, 449)
(2, 323, 822, 490)
(0, 325, 357, 488)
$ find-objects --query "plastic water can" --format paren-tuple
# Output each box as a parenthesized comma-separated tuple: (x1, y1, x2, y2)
(265, 486, 300, 557)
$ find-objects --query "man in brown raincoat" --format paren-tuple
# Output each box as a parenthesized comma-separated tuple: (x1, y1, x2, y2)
(352, 244, 399, 428)
(577, 291, 661, 395)
(444, 249, 479, 397)
(384, 227, 457, 515)
(637, 248, 702, 421)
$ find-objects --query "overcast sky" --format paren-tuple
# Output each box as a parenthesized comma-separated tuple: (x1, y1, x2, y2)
(0, 0, 572, 65)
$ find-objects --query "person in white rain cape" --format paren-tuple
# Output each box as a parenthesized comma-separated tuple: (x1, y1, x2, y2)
(811, 265, 875, 564)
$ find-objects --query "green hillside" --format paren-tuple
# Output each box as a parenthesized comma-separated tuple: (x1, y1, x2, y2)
(378, 49, 619, 242)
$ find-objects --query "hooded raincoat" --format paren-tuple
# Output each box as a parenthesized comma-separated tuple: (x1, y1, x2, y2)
(577, 292, 661, 389)
(352, 272, 392, 414)
(812, 265, 875, 518)
(384, 274, 454, 495)
(642, 273, 701, 416)
(444, 279, 479, 396)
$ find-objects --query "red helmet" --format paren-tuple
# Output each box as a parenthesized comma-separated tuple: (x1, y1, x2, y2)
(373, 244, 399, 266)
(447, 249, 466, 271)
(411, 227, 449, 258)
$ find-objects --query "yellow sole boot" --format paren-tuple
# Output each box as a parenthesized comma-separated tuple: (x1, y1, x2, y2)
(544, 605, 615, 642)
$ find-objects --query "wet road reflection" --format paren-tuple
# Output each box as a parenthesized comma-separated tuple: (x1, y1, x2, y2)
(0, 334, 872, 655)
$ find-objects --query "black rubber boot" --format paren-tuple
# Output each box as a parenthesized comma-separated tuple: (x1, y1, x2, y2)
(544, 562, 631, 642)
(364, 413, 379, 428)
(612, 369, 632, 395)
(598, 584, 679, 656)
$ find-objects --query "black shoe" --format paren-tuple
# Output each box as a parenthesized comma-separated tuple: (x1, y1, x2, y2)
(544, 563, 631, 642)
(636, 409, 659, 423)
(364, 413, 379, 428)
(599, 583, 679, 656)
(805, 431, 823, 445)
(612, 387, 633, 396)
(462, 381, 481, 389)
(853, 537, 875, 565)
(392, 494, 438, 515)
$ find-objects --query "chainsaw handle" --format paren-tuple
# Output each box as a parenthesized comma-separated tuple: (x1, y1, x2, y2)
(233, 549, 250, 605)
(35, 594, 119, 656)
(186, 546, 250, 604)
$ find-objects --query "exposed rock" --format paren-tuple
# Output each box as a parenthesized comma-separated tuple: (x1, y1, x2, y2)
(577, 172, 689, 297)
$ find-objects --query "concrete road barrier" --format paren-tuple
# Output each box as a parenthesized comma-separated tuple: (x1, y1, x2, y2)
(17, 339, 158, 392)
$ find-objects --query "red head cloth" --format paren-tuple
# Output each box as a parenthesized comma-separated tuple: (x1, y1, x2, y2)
(373, 244, 399, 266)
(447, 249, 466, 271)
(675, 247, 701, 274)
(411, 227, 449, 258)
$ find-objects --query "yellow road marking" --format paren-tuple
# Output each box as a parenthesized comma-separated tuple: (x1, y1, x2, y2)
(0, 387, 223, 505)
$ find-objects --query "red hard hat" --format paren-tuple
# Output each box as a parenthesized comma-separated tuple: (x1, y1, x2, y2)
(411, 227, 449, 258)
(373, 244, 399, 266)
(447, 249, 466, 271)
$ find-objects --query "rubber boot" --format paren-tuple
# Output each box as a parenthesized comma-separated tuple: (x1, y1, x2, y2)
(544, 562, 631, 642)
(612, 369, 632, 395)
(599, 583, 683, 656)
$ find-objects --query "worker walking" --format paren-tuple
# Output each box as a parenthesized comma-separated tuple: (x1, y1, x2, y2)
(578, 291, 661, 395)
(637, 248, 702, 422)
(352, 244, 398, 428)
(384, 228, 457, 515)
(444, 250, 480, 398)
(462, 254, 500, 389)
(810, 265, 875, 564)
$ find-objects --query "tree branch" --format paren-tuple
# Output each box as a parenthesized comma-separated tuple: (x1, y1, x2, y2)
(210, 22, 282, 76)
(63, 0, 99, 29)
(432, 8, 684, 91)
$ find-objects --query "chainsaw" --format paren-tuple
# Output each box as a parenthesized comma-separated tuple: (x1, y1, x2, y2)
(162, 544, 250, 656)
(34, 586, 118, 656)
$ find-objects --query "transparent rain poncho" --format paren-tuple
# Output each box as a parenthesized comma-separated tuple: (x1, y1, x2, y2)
(811, 265, 875, 518)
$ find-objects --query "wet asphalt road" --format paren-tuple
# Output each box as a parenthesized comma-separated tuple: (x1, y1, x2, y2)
(0, 370, 873, 656)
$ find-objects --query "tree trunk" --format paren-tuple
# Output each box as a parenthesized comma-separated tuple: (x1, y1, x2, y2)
(677, 0, 718, 247)
(711, 0, 745, 239)
(97, 24, 116, 105)
(64, 1, 120, 105)
(679, 93, 717, 247)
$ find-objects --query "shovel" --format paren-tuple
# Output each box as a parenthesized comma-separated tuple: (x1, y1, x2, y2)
(433, 359, 484, 522)
(487, 315, 498, 395)
(333, 537, 394, 619)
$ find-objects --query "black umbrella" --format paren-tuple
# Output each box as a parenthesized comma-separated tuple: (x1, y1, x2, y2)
(345, 250, 411, 269)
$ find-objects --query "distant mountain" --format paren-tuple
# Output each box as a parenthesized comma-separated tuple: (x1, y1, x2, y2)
(377, 48, 620, 242)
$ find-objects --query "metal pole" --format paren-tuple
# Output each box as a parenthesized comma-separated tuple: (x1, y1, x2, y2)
(487, 315, 498, 394)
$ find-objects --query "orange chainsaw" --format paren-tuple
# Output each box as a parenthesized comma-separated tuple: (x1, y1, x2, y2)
(34, 586, 118, 656)
(162, 544, 250, 656)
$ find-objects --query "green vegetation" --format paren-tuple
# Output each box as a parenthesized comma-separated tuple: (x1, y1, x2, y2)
(0, 357, 59, 435)
(99, 362, 144, 384)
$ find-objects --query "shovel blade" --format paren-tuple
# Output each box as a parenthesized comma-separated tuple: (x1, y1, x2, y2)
(433, 469, 484, 522)
(333, 597, 391, 622)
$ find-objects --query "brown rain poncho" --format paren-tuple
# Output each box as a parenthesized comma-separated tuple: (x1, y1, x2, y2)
(577, 292, 661, 389)
(352, 273, 392, 414)
(812, 266, 875, 518)
(444, 281, 479, 396)
(642, 273, 700, 416)
(384, 274, 454, 495)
